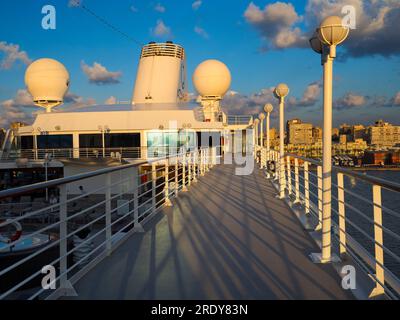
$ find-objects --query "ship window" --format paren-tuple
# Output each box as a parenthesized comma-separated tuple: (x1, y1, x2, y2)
(79, 134, 102, 148)
(20, 136, 34, 150)
(147, 131, 196, 156)
(37, 135, 73, 149)
(105, 133, 140, 148)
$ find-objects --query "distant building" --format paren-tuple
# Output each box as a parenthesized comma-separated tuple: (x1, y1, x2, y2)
(363, 151, 392, 166)
(286, 119, 313, 145)
(366, 120, 400, 149)
(352, 124, 365, 141)
(312, 127, 322, 143)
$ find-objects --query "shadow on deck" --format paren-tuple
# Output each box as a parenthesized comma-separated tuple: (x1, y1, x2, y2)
(66, 164, 353, 300)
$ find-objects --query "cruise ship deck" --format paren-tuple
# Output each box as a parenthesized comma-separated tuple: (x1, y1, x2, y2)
(65, 163, 352, 300)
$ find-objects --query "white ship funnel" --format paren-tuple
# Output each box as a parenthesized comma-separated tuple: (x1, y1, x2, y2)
(132, 41, 187, 104)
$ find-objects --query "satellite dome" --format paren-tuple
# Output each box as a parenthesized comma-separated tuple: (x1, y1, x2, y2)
(192, 59, 231, 97)
(25, 58, 70, 111)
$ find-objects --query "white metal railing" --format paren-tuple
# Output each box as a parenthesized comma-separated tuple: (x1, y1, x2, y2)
(226, 115, 253, 126)
(257, 147, 400, 300)
(0, 147, 217, 300)
(1, 146, 194, 161)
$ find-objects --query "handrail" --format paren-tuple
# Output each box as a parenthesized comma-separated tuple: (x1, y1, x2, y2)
(0, 146, 217, 300)
(260, 147, 400, 299)
(286, 153, 400, 193)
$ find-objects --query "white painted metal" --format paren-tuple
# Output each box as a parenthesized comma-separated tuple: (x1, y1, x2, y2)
(337, 172, 346, 256)
(304, 161, 310, 215)
(294, 157, 300, 203)
(370, 184, 385, 298)
(132, 43, 186, 104)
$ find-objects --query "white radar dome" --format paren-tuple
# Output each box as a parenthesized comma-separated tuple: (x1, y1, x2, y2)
(25, 58, 70, 110)
(193, 59, 231, 97)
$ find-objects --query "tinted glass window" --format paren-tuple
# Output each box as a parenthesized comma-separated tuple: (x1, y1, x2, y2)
(20, 136, 34, 149)
(79, 134, 102, 148)
(105, 133, 140, 148)
(37, 135, 73, 149)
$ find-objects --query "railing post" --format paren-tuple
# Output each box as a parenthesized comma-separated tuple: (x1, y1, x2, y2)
(193, 151, 197, 182)
(105, 173, 112, 255)
(182, 152, 188, 192)
(164, 158, 172, 206)
(304, 161, 310, 215)
(58, 184, 76, 296)
(337, 173, 346, 256)
(201, 149, 205, 176)
(152, 163, 156, 214)
(370, 184, 385, 298)
(188, 152, 192, 186)
(286, 156, 292, 196)
(133, 167, 144, 232)
(279, 151, 285, 198)
(315, 165, 323, 231)
(175, 156, 179, 196)
(294, 158, 300, 203)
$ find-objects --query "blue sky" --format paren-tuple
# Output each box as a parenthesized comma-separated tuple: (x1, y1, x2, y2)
(1, 0, 400, 128)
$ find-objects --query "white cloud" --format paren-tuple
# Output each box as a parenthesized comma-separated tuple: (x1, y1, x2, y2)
(0, 41, 32, 70)
(0, 89, 35, 127)
(152, 19, 172, 37)
(192, 0, 202, 10)
(393, 92, 400, 105)
(104, 96, 117, 105)
(154, 3, 166, 13)
(244, 2, 307, 50)
(245, 0, 400, 57)
(81, 61, 122, 85)
(194, 26, 209, 39)
(334, 93, 366, 110)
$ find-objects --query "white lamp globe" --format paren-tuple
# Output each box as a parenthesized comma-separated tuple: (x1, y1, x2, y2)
(254, 119, 260, 125)
(259, 113, 265, 120)
(193, 59, 231, 98)
(318, 16, 349, 46)
(264, 103, 273, 113)
(274, 83, 289, 99)
(25, 58, 69, 108)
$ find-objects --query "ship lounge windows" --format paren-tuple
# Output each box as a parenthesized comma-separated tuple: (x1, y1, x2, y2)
(37, 134, 73, 149)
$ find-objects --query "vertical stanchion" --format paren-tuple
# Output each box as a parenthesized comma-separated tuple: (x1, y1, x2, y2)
(294, 158, 300, 203)
(133, 168, 143, 232)
(370, 184, 385, 298)
(175, 156, 179, 196)
(188, 152, 192, 186)
(304, 161, 310, 215)
(286, 156, 292, 196)
(182, 152, 188, 192)
(337, 173, 346, 256)
(165, 158, 172, 206)
(152, 163, 156, 214)
(315, 165, 323, 231)
(58, 184, 76, 296)
(105, 173, 112, 255)
(193, 151, 197, 182)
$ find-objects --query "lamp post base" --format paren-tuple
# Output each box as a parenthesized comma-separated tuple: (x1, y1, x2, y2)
(309, 252, 340, 264)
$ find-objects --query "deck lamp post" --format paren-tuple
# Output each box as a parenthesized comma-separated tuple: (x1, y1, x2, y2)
(254, 118, 260, 161)
(254, 118, 259, 147)
(274, 83, 289, 199)
(310, 16, 349, 264)
(264, 103, 273, 161)
(258, 113, 265, 148)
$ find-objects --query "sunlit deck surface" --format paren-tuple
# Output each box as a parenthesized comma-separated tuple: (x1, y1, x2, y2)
(67, 163, 353, 300)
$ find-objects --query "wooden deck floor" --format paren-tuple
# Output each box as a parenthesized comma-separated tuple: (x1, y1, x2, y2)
(67, 164, 354, 300)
